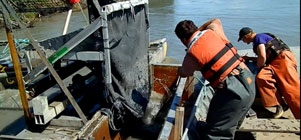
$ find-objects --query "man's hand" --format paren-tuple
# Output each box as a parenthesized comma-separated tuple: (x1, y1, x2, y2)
(242, 55, 250, 61)
(242, 55, 257, 62)
(178, 67, 187, 77)
(230, 68, 240, 76)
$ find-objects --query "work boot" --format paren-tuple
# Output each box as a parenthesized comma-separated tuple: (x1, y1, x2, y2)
(273, 105, 284, 119)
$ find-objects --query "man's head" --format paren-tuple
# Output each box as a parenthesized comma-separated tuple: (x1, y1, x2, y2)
(238, 27, 255, 44)
(175, 20, 198, 47)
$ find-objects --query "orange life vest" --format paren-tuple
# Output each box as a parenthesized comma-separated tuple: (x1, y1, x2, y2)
(187, 29, 242, 87)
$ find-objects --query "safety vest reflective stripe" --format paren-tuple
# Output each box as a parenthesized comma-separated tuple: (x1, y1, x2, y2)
(187, 30, 207, 52)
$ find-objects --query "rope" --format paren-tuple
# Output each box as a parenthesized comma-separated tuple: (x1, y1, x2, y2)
(154, 77, 173, 99)
(77, 3, 89, 25)
(194, 74, 208, 99)
(0, 38, 30, 60)
(0, 39, 30, 85)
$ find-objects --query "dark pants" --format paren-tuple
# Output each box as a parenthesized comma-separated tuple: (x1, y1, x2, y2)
(202, 68, 256, 140)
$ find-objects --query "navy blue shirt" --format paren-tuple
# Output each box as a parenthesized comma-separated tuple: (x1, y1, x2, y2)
(253, 33, 273, 54)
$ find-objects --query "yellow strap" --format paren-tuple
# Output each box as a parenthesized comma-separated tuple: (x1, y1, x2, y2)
(6, 78, 14, 85)
(0, 65, 6, 72)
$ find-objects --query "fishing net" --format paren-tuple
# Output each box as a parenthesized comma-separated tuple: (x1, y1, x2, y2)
(87, 0, 150, 126)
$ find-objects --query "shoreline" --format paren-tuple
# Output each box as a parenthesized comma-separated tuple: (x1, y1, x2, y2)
(0, 2, 87, 29)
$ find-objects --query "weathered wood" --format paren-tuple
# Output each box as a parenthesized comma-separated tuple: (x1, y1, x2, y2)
(0, 135, 31, 140)
(239, 118, 300, 133)
(78, 112, 117, 140)
(78, 111, 102, 138)
(113, 132, 121, 140)
(4, 23, 31, 121)
(180, 76, 195, 103)
(50, 116, 84, 128)
(158, 77, 187, 140)
(153, 64, 180, 95)
(174, 107, 184, 140)
(143, 64, 181, 125)
(92, 116, 112, 140)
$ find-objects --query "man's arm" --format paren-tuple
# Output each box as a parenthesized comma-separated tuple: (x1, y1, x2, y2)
(242, 56, 257, 62)
(178, 54, 201, 77)
(198, 18, 229, 42)
(256, 44, 266, 69)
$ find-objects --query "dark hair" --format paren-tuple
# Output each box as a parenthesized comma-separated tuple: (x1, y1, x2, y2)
(175, 20, 198, 40)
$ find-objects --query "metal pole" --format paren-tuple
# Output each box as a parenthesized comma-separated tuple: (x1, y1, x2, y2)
(62, 9, 73, 35)
(101, 9, 112, 84)
(4, 25, 31, 121)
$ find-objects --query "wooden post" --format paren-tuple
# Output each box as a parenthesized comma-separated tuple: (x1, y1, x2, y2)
(5, 26, 31, 121)
(174, 107, 184, 140)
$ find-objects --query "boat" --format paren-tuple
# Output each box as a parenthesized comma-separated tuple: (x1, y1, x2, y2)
(0, 0, 184, 139)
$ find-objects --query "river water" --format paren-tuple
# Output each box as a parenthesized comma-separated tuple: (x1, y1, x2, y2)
(0, 0, 300, 62)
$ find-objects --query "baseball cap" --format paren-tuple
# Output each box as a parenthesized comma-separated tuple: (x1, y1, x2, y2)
(238, 27, 253, 42)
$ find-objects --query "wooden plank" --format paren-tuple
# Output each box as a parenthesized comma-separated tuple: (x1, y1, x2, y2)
(174, 107, 184, 140)
(0, 135, 31, 140)
(78, 112, 120, 140)
(78, 111, 102, 138)
(153, 64, 180, 95)
(157, 77, 187, 140)
(180, 76, 195, 102)
(239, 118, 300, 133)
(113, 132, 121, 140)
(92, 116, 112, 140)
(4, 22, 31, 121)
(143, 64, 181, 125)
(50, 116, 84, 128)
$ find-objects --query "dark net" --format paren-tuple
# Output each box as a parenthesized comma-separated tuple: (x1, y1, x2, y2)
(87, 0, 150, 121)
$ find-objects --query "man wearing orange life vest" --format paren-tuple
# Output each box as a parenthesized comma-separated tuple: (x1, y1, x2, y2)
(175, 19, 256, 139)
(238, 27, 300, 119)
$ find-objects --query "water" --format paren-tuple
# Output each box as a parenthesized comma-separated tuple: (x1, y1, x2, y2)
(0, 10, 89, 41)
(149, 0, 300, 61)
(0, 0, 299, 62)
